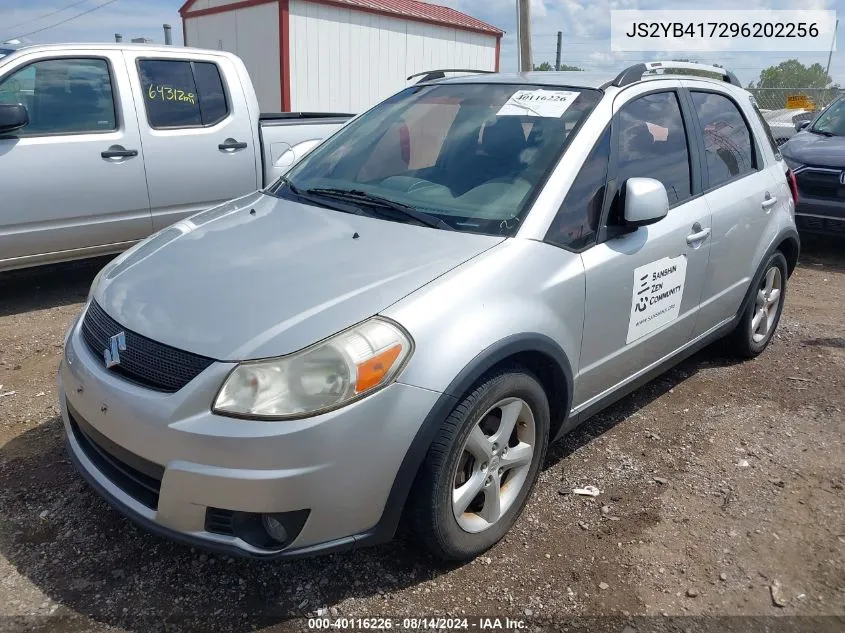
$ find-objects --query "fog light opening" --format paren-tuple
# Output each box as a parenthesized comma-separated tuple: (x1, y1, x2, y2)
(262, 514, 290, 544)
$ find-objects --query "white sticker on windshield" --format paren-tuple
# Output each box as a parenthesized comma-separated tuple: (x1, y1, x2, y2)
(496, 89, 580, 118)
(626, 255, 687, 344)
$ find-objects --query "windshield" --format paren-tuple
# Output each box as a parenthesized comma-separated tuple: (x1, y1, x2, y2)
(271, 83, 602, 236)
(811, 97, 845, 136)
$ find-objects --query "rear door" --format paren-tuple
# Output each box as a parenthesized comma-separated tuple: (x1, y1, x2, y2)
(681, 84, 779, 335)
(0, 49, 150, 267)
(575, 83, 712, 410)
(123, 50, 259, 231)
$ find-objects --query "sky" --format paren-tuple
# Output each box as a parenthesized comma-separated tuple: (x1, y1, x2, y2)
(1, 0, 842, 87)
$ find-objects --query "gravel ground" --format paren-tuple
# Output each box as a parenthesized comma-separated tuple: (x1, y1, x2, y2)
(0, 236, 843, 633)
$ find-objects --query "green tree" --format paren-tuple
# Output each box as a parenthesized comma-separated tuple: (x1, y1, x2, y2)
(747, 59, 839, 110)
(532, 61, 583, 71)
(750, 59, 835, 89)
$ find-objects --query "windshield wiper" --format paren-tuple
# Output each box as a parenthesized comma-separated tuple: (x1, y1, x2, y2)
(305, 187, 455, 231)
(272, 178, 367, 216)
(809, 127, 836, 137)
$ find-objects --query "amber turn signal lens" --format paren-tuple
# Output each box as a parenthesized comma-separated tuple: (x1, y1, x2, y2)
(355, 344, 402, 392)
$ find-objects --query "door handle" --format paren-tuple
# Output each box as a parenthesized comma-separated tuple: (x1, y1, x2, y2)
(761, 195, 778, 210)
(101, 147, 138, 159)
(219, 139, 247, 151)
(686, 227, 711, 245)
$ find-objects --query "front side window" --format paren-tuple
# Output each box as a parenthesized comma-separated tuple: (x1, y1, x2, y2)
(138, 59, 228, 129)
(274, 83, 603, 236)
(691, 91, 755, 188)
(0, 58, 116, 136)
(810, 96, 845, 136)
(616, 91, 692, 205)
(545, 127, 610, 251)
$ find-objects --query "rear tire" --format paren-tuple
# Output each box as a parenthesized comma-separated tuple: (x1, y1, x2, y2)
(408, 368, 550, 561)
(728, 251, 788, 358)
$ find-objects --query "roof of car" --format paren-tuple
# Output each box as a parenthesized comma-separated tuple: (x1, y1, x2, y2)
(425, 70, 748, 92)
(429, 72, 611, 89)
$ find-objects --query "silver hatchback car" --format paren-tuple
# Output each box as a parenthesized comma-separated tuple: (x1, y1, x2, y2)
(60, 62, 799, 561)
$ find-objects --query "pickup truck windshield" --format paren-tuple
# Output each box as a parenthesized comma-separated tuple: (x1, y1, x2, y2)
(273, 83, 602, 236)
(810, 97, 845, 136)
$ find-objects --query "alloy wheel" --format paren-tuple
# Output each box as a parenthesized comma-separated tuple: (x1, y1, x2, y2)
(451, 397, 536, 533)
(751, 266, 782, 343)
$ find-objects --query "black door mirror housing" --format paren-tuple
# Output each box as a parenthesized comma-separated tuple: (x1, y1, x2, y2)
(795, 120, 811, 132)
(0, 103, 29, 134)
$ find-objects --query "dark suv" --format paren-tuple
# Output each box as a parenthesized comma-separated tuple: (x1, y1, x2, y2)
(781, 95, 845, 234)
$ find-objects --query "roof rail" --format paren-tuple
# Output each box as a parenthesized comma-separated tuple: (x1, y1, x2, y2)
(407, 68, 495, 83)
(612, 61, 742, 87)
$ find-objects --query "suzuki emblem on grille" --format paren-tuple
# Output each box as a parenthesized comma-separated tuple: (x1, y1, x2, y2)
(840, 171, 845, 185)
(104, 332, 126, 368)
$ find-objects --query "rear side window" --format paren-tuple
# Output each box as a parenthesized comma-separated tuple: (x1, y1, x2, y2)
(138, 59, 228, 129)
(0, 57, 116, 136)
(193, 62, 228, 126)
(545, 127, 610, 251)
(750, 99, 782, 159)
(616, 91, 692, 205)
(690, 91, 755, 188)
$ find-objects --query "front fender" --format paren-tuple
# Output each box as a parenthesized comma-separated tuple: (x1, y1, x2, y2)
(385, 239, 584, 399)
(364, 240, 584, 544)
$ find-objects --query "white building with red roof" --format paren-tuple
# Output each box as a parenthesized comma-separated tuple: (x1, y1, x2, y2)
(180, 0, 503, 113)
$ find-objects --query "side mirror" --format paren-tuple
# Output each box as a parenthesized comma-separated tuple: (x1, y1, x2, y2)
(623, 177, 668, 227)
(795, 120, 811, 132)
(0, 103, 28, 134)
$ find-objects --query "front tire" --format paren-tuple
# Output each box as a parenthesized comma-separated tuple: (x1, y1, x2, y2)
(408, 368, 550, 561)
(728, 251, 788, 358)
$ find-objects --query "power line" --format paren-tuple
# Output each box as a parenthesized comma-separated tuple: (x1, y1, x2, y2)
(8, 0, 121, 40)
(3, 0, 92, 33)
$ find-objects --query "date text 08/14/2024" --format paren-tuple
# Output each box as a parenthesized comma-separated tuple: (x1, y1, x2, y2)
(307, 617, 528, 630)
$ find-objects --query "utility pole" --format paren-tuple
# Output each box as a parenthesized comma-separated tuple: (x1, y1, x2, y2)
(555, 31, 562, 71)
(825, 18, 839, 79)
(518, 0, 532, 71)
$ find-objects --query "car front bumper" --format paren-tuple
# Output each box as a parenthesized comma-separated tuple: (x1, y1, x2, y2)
(59, 311, 441, 558)
(795, 196, 845, 234)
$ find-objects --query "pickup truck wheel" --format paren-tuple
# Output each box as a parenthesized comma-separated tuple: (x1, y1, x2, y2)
(408, 369, 549, 561)
(729, 251, 788, 358)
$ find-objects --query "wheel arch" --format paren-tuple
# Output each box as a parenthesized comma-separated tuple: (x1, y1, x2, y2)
(736, 226, 799, 320)
(439, 333, 574, 439)
(357, 333, 574, 548)
(776, 232, 800, 276)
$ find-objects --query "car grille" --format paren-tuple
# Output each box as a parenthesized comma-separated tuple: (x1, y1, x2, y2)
(68, 404, 164, 510)
(795, 168, 843, 200)
(80, 300, 214, 392)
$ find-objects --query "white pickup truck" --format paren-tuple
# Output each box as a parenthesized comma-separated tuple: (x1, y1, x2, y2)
(0, 43, 352, 272)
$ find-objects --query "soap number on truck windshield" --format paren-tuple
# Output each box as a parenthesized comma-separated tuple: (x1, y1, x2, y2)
(146, 84, 196, 104)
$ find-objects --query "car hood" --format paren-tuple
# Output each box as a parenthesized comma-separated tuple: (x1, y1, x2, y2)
(94, 191, 503, 360)
(782, 131, 845, 168)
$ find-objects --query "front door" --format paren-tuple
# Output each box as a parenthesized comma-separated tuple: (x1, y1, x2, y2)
(122, 50, 259, 231)
(0, 50, 150, 267)
(575, 85, 712, 411)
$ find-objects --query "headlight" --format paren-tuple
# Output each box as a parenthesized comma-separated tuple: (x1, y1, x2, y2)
(213, 317, 413, 419)
(782, 155, 805, 172)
